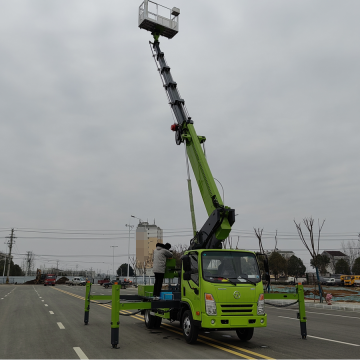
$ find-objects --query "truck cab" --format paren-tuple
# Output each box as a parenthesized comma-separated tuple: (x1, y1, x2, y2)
(44, 274, 56, 286)
(141, 250, 266, 343)
(182, 249, 266, 340)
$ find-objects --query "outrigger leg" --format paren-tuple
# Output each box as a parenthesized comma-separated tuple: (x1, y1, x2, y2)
(84, 281, 91, 325)
(110, 282, 121, 348)
(297, 284, 307, 339)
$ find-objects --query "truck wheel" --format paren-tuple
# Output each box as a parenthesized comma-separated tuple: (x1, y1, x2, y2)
(182, 310, 199, 344)
(104, 285, 109, 289)
(144, 310, 162, 329)
(44, 284, 46, 286)
(236, 328, 254, 341)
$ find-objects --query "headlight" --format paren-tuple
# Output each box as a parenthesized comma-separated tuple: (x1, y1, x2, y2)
(205, 293, 217, 316)
(257, 293, 265, 315)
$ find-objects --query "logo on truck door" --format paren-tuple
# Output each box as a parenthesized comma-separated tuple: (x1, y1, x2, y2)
(233, 291, 240, 299)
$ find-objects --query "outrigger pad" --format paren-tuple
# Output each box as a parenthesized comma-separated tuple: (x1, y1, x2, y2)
(300, 322, 307, 339)
(111, 328, 119, 348)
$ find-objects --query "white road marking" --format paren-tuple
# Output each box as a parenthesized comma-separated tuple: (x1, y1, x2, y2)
(39, 297, 42, 298)
(307, 335, 360, 347)
(49, 311, 54, 314)
(57, 322, 65, 329)
(45, 304, 48, 307)
(278, 316, 297, 320)
(273, 307, 360, 319)
(41, 300, 44, 302)
(73, 347, 88, 359)
(278, 316, 360, 346)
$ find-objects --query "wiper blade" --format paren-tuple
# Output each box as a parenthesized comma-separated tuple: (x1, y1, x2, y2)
(219, 277, 237, 286)
(229, 277, 256, 285)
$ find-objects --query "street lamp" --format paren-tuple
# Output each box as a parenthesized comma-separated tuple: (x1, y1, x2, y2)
(110, 246, 118, 277)
(131, 215, 141, 223)
(126, 222, 134, 278)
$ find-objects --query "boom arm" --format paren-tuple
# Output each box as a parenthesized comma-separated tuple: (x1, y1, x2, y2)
(151, 37, 235, 249)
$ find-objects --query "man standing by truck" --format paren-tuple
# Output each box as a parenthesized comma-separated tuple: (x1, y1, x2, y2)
(152, 243, 172, 300)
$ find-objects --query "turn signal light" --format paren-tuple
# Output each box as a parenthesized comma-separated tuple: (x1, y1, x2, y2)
(196, 311, 200, 316)
(205, 293, 214, 301)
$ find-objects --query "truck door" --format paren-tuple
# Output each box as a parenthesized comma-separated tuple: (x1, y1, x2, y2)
(184, 252, 200, 307)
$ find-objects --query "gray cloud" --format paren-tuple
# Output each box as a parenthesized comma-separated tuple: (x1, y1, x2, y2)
(1, 0, 360, 272)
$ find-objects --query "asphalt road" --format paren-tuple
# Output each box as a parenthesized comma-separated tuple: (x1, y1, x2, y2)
(0, 284, 359, 359)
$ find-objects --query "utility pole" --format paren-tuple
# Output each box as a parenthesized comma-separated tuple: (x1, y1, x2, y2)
(110, 246, 118, 278)
(5, 229, 16, 284)
(2, 246, 8, 280)
(56, 260, 59, 277)
(125, 222, 134, 278)
(25, 251, 31, 276)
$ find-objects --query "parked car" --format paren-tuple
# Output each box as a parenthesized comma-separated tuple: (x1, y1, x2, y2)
(319, 276, 330, 285)
(67, 277, 86, 286)
(103, 279, 129, 289)
(326, 278, 336, 286)
(98, 278, 110, 286)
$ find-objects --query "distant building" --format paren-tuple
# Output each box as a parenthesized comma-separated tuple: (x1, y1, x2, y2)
(321, 250, 349, 274)
(136, 221, 163, 275)
(265, 250, 295, 259)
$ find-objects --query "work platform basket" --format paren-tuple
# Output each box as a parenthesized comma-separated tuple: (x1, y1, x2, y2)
(138, 0, 180, 39)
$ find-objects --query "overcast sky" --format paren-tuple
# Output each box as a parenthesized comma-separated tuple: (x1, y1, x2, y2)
(1, 0, 360, 274)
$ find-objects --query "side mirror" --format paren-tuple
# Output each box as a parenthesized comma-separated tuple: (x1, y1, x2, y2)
(183, 271, 191, 281)
(182, 255, 191, 272)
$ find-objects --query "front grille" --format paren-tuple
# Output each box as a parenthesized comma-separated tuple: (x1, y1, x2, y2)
(220, 304, 254, 316)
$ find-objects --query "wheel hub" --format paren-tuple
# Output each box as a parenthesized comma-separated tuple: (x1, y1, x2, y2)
(183, 316, 191, 336)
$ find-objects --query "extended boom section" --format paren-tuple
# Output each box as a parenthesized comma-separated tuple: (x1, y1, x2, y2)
(151, 39, 235, 249)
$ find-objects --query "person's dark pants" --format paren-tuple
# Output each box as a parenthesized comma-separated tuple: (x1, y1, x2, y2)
(153, 272, 165, 297)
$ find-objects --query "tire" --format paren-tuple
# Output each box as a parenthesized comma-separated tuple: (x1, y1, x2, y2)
(104, 285, 109, 289)
(144, 310, 162, 329)
(236, 328, 254, 341)
(182, 310, 199, 344)
(44, 284, 46, 286)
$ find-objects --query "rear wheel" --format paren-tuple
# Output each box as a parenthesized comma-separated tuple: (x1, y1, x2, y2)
(182, 310, 199, 344)
(104, 285, 109, 289)
(236, 328, 254, 341)
(144, 310, 162, 329)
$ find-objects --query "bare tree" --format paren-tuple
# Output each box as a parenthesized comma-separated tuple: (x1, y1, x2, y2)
(294, 217, 325, 302)
(254, 228, 270, 292)
(254, 228, 265, 254)
(171, 243, 188, 268)
(129, 256, 138, 281)
(341, 240, 359, 270)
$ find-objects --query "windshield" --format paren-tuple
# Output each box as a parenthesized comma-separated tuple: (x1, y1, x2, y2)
(47, 276, 55, 279)
(202, 251, 261, 284)
(345, 276, 352, 280)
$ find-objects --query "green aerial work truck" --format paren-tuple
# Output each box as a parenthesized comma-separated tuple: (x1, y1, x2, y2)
(83, 0, 307, 348)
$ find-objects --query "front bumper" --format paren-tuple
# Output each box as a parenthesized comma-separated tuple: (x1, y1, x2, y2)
(201, 313, 267, 329)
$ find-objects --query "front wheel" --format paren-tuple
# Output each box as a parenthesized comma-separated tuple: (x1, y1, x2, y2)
(236, 328, 254, 341)
(182, 310, 199, 344)
(144, 310, 162, 329)
(104, 285, 109, 289)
